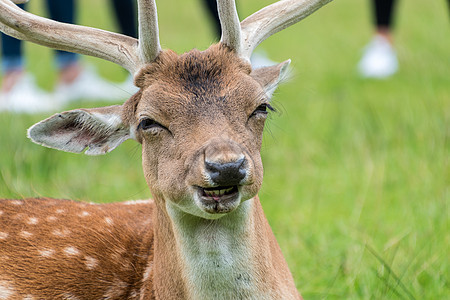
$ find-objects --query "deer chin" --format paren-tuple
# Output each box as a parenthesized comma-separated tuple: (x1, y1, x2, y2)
(194, 185, 242, 215)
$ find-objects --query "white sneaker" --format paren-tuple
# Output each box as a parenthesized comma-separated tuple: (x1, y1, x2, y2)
(0, 74, 56, 114)
(54, 66, 134, 104)
(358, 36, 398, 79)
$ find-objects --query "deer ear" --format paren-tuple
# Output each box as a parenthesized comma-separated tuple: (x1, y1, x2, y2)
(251, 59, 291, 98)
(27, 105, 132, 156)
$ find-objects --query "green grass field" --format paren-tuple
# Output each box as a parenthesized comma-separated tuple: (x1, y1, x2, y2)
(0, 0, 448, 298)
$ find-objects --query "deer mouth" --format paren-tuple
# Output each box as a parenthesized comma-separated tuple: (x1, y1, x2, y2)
(202, 186, 238, 199)
(196, 186, 240, 214)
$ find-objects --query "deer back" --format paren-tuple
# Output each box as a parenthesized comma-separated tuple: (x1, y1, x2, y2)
(0, 198, 155, 299)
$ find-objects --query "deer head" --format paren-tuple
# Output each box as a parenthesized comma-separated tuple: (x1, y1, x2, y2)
(0, 0, 333, 298)
(0, 0, 332, 219)
(27, 45, 290, 218)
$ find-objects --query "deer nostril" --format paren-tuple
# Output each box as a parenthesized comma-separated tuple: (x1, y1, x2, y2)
(205, 157, 246, 186)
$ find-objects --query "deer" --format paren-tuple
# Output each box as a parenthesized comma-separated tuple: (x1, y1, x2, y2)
(0, 0, 333, 299)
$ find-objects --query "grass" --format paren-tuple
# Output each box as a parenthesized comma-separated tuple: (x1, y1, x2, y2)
(0, 0, 448, 298)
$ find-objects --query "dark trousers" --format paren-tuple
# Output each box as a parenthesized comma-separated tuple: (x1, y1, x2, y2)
(111, 0, 137, 38)
(372, 0, 397, 28)
(1, 0, 77, 72)
(1, 0, 138, 72)
(203, 0, 221, 40)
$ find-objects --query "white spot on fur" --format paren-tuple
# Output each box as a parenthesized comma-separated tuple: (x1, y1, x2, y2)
(55, 209, 65, 214)
(129, 290, 139, 299)
(104, 217, 114, 226)
(12, 213, 24, 220)
(20, 231, 33, 238)
(0, 232, 8, 240)
(23, 295, 35, 300)
(0, 210, 3, 216)
(123, 199, 153, 205)
(46, 216, 57, 222)
(10, 200, 23, 205)
(52, 228, 71, 237)
(0, 280, 15, 299)
(64, 246, 80, 256)
(103, 278, 127, 298)
(79, 211, 90, 217)
(143, 261, 153, 281)
(84, 256, 99, 270)
(27, 217, 39, 225)
(62, 293, 80, 300)
(38, 248, 55, 258)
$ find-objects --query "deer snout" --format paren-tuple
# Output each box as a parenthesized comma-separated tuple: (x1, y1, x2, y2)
(205, 157, 246, 186)
(202, 138, 252, 187)
(191, 139, 256, 215)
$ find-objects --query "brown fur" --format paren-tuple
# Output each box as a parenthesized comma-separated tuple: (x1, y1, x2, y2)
(0, 0, 335, 297)
(0, 44, 300, 299)
(0, 198, 155, 299)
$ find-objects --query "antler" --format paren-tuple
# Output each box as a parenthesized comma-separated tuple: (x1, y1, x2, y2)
(137, 0, 161, 64)
(0, 0, 161, 76)
(218, 0, 333, 61)
(0, 0, 331, 73)
(217, 0, 242, 55)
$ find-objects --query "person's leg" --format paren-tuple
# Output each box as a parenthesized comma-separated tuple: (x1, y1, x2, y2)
(46, 0, 81, 84)
(203, 0, 221, 40)
(109, 0, 140, 95)
(47, 0, 133, 102)
(1, 3, 26, 93)
(372, 0, 398, 42)
(1, 35, 25, 93)
(358, 0, 399, 78)
(111, 0, 137, 38)
(0, 3, 55, 113)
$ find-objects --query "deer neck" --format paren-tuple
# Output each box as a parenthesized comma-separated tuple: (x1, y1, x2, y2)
(152, 196, 282, 299)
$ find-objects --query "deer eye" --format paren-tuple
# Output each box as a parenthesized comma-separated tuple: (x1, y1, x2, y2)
(250, 103, 275, 118)
(137, 118, 167, 132)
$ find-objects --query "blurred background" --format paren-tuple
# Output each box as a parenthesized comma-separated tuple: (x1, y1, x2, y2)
(0, 0, 448, 298)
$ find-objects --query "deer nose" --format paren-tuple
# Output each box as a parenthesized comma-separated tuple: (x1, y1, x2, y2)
(205, 157, 246, 186)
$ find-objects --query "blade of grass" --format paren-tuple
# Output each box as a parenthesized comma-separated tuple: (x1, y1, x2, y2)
(366, 244, 416, 300)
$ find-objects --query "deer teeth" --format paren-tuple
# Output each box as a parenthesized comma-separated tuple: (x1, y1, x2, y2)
(203, 187, 235, 197)
(223, 187, 235, 193)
